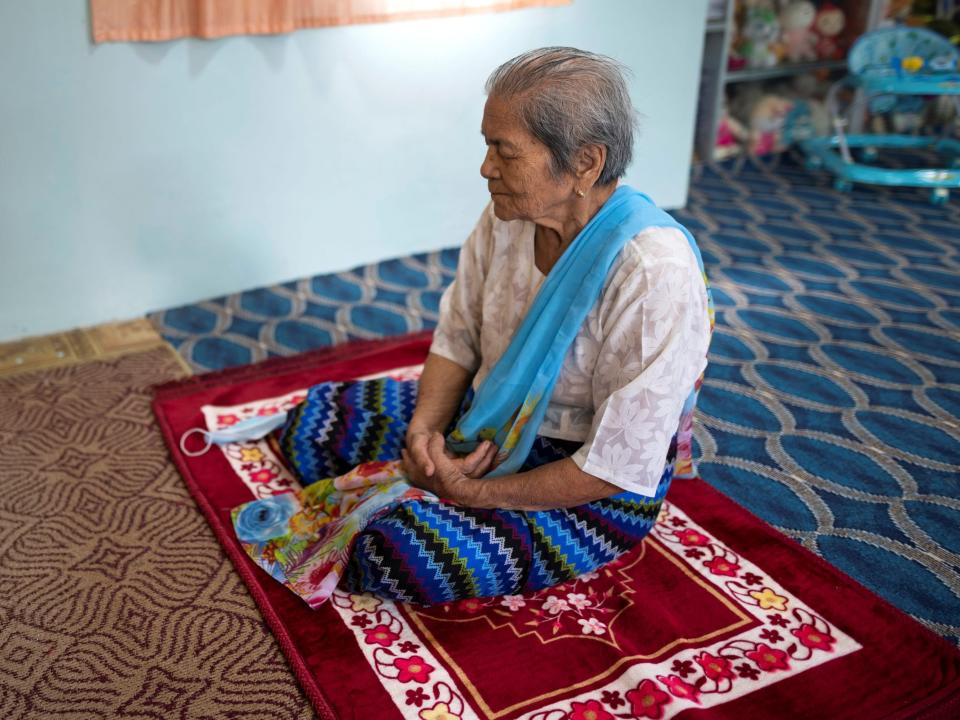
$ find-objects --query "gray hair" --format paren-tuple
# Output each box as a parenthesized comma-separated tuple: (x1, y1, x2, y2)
(485, 47, 637, 186)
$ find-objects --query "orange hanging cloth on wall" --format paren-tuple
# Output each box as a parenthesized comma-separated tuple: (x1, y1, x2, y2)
(90, 0, 570, 43)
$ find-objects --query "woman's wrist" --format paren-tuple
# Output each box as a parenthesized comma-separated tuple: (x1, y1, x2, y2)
(407, 416, 443, 438)
(446, 475, 485, 507)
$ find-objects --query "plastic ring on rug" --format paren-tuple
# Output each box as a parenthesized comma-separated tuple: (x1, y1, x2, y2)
(180, 428, 213, 457)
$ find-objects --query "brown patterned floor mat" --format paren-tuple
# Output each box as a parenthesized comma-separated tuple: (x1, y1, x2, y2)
(0, 346, 314, 719)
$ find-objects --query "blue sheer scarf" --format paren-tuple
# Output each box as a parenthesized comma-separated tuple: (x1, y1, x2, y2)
(448, 185, 708, 477)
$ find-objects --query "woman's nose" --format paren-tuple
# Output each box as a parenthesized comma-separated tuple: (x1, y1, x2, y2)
(480, 148, 499, 180)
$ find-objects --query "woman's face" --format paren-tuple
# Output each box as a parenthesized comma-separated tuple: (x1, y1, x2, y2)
(480, 94, 574, 224)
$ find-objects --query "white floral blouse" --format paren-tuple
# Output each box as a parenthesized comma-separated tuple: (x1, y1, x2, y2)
(430, 203, 711, 496)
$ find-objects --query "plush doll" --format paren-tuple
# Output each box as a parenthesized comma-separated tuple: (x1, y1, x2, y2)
(814, 3, 847, 61)
(715, 104, 749, 160)
(749, 94, 795, 156)
(804, 97, 831, 137)
(891, 109, 924, 133)
(740, 3, 782, 68)
(728, 20, 748, 72)
(780, 1, 818, 63)
(727, 21, 748, 72)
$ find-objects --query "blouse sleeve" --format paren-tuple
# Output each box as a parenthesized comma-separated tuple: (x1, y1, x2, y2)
(429, 204, 494, 373)
(570, 226, 711, 497)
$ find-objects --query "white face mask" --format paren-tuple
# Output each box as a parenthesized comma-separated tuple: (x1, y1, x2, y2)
(179, 411, 289, 457)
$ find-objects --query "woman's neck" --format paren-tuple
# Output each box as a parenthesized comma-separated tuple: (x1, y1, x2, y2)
(534, 183, 617, 274)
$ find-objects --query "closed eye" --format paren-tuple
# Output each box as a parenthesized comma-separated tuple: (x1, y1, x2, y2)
(482, 133, 519, 159)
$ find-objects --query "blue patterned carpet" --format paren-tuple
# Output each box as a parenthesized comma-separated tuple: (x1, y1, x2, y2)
(151, 252, 458, 369)
(150, 153, 960, 644)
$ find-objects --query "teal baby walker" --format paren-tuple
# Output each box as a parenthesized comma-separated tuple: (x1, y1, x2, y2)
(788, 26, 960, 204)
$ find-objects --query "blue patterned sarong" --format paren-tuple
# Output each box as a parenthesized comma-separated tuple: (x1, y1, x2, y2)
(274, 377, 671, 605)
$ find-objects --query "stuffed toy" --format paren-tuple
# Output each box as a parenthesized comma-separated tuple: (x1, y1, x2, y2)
(741, 3, 782, 68)
(728, 21, 748, 72)
(749, 94, 795, 155)
(815, 3, 847, 61)
(716, 103, 750, 160)
(780, 1, 818, 63)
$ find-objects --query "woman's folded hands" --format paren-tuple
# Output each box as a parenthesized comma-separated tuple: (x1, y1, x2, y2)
(401, 432, 498, 504)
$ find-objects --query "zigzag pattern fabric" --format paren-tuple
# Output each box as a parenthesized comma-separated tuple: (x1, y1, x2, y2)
(273, 377, 673, 604)
(278, 378, 418, 483)
(343, 430, 672, 605)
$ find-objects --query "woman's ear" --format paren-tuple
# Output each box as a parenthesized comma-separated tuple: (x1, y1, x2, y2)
(576, 144, 607, 189)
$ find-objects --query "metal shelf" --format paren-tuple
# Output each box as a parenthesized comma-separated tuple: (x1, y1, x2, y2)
(694, 0, 885, 162)
(726, 59, 849, 84)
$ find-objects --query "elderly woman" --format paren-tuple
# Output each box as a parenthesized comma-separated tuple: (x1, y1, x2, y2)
(231, 47, 712, 608)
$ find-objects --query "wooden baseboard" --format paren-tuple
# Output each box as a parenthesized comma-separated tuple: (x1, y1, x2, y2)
(0, 318, 192, 378)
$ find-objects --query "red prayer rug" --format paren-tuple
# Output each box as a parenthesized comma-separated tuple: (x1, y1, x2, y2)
(154, 332, 960, 720)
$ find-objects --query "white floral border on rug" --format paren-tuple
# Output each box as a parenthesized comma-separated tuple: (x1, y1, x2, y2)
(205, 365, 861, 720)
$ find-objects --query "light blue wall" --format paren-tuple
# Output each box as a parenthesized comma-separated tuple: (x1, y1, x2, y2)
(0, 0, 706, 341)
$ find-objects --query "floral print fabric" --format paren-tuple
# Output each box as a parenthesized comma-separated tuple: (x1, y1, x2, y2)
(233, 459, 431, 607)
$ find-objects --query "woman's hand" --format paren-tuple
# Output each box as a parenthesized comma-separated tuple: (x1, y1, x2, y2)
(402, 433, 497, 503)
(405, 428, 439, 478)
(405, 428, 498, 480)
(404, 433, 619, 510)
(403, 353, 476, 477)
